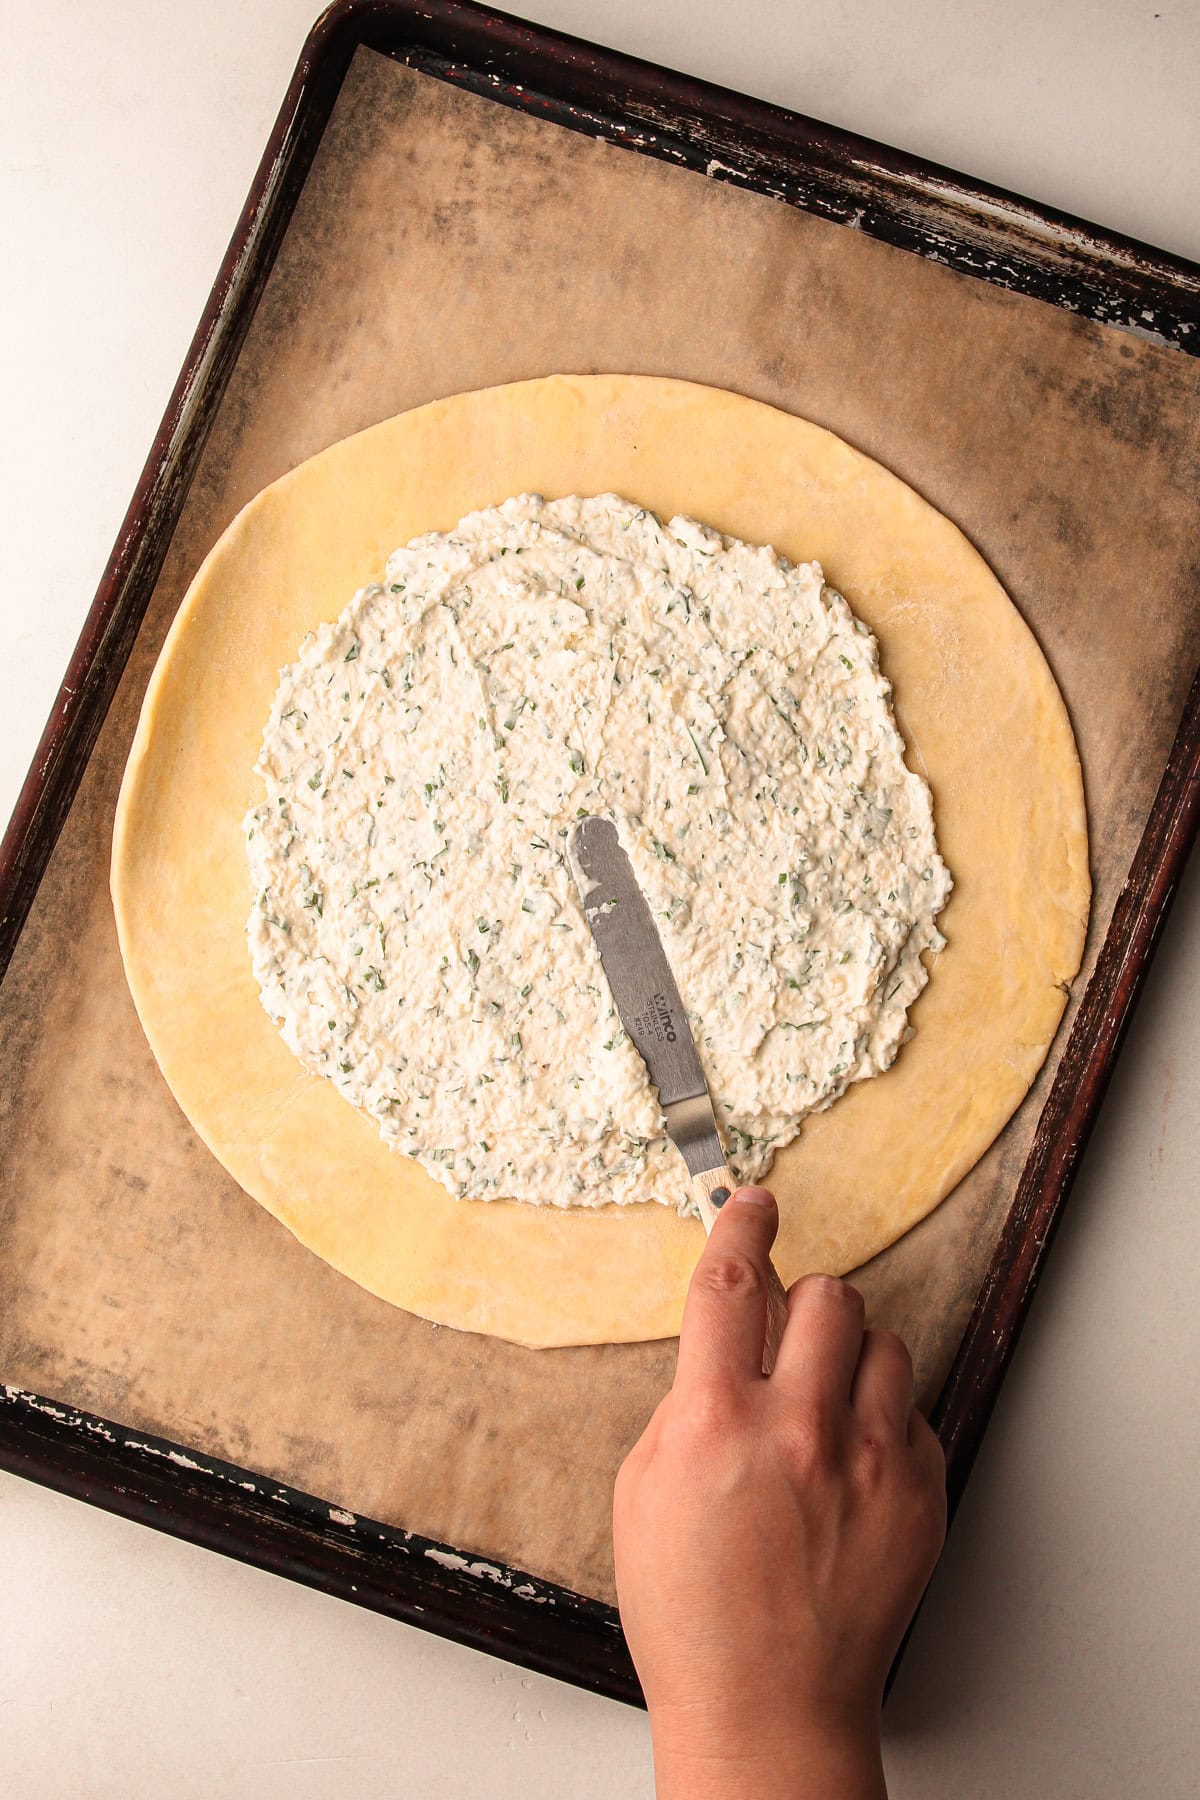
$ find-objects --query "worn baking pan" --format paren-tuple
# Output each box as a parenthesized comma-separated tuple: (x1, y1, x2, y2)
(2, 0, 1198, 1705)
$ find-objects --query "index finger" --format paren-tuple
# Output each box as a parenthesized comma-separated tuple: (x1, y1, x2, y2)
(676, 1187, 779, 1387)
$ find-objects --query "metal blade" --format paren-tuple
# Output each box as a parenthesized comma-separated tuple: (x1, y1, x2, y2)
(566, 814, 726, 1178)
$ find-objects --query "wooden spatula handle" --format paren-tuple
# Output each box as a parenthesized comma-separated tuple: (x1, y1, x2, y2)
(688, 1167, 790, 1374)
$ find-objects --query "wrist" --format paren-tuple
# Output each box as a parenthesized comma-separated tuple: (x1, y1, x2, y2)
(649, 1698, 886, 1800)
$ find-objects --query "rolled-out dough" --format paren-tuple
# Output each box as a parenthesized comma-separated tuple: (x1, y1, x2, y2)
(111, 374, 1090, 1347)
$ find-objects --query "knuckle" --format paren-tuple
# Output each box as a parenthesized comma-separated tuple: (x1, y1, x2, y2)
(851, 1427, 900, 1491)
(910, 1409, 945, 1470)
(698, 1251, 765, 1302)
(869, 1326, 913, 1368)
(612, 1456, 650, 1538)
(791, 1273, 864, 1318)
(614, 1443, 643, 1489)
(909, 1471, 948, 1549)
(780, 1404, 838, 1477)
(659, 1379, 743, 1455)
(863, 1328, 915, 1394)
(925, 1424, 947, 1475)
(902, 1434, 947, 1534)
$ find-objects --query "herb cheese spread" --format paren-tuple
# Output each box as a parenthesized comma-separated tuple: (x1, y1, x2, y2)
(245, 493, 952, 1211)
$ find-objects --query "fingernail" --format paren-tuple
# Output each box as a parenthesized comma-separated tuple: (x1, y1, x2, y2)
(732, 1185, 775, 1208)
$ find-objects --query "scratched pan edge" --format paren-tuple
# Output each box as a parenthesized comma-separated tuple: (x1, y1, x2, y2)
(0, 1385, 640, 1703)
(1, 0, 1198, 1703)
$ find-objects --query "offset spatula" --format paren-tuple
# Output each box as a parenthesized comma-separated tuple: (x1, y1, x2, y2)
(567, 814, 789, 1372)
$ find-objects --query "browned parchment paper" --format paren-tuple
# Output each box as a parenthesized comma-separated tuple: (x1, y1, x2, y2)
(3, 50, 1199, 1605)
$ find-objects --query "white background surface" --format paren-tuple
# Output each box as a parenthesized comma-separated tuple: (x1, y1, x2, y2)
(1, 4, 1197, 1795)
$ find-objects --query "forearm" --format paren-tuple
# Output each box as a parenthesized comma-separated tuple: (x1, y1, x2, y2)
(650, 1710, 887, 1800)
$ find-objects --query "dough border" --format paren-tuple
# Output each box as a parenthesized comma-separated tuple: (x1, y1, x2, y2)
(112, 375, 1091, 1347)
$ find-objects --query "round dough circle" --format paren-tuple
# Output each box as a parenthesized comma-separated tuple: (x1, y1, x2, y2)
(112, 375, 1090, 1347)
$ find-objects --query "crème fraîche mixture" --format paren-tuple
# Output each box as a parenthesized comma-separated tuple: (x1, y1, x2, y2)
(245, 494, 951, 1210)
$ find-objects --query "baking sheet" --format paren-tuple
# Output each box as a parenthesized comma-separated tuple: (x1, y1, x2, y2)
(2, 48, 1199, 1606)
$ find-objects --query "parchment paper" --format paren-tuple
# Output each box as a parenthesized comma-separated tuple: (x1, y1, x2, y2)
(3, 50, 1199, 1605)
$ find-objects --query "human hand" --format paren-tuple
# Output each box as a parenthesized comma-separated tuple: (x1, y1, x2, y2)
(613, 1186, 946, 1800)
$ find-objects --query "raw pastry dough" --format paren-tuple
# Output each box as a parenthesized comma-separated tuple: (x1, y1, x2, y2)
(112, 375, 1090, 1346)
